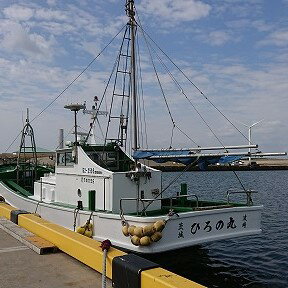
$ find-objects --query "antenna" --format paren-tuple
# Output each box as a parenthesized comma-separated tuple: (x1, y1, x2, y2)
(64, 103, 85, 146)
(83, 96, 108, 144)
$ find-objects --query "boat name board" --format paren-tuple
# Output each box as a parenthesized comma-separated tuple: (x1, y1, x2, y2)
(177, 214, 248, 239)
(82, 167, 103, 175)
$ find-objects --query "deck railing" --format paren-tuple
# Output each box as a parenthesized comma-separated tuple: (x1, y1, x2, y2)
(227, 189, 258, 206)
(120, 194, 199, 217)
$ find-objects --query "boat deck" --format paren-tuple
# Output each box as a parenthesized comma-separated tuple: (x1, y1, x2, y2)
(128, 201, 244, 217)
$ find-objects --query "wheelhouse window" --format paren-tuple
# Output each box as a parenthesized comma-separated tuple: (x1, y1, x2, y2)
(57, 151, 74, 166)
(87, 151, 118, 170)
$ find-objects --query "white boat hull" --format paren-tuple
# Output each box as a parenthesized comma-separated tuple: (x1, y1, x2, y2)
(0, 182, 262, 253)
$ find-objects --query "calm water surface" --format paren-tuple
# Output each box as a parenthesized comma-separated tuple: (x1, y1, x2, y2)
(144, 171, 288, 288)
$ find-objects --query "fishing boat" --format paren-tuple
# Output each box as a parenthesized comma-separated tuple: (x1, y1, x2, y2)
(0, 0, 272, 253)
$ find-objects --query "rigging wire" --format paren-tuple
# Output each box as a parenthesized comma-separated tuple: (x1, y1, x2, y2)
(134, 7, 247, 191)
(31, 24, 126, 125)
(136, 12, 199, 148)
(231, 168, 247, 191)
(138, 26, 251, 145)
(169, 124, 175, 149)
(138, 22, 227, 150)
(139, 24, 177, 149)
(84, 37, 125, 145)
(103, 26, 129, 149)
(141, 157, 200, 214)
(5, 25, 126, 153)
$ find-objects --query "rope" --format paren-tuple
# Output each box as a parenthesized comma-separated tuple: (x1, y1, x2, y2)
(100, 240, 111, 288)
(102, 249, 108, 288)
(73, 208, 79, 231)
(34, 201, 40, 214)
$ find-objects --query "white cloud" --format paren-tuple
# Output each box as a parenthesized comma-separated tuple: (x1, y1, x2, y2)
(259, 30, 288, 47)
(207, 31, 230, 46)
(213, 0, 262, 18)
(29, 21, 75, 35)
(226, 19, 273, 33)
(47, 0, 57, 6)
(0, 0, 287, 153)
(3, 4, 34, 21)
(34, 8, 69, 21)
(0, 20, 56, 60)
(138, 0, 211, 25)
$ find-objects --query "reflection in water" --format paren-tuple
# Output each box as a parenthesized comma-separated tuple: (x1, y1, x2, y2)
(142, 171, 288, 288)
(144, 245, 262, 288)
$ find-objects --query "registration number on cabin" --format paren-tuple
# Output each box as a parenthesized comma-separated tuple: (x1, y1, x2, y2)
(82, 167, 103, 175)
(81, 177, 95, 184)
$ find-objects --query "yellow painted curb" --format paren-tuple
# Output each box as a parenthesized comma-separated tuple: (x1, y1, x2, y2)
(141, 267, 206, 288)
(0, 203, 207, 287)
(0, 203, 18, 219)
(18, 214, 125, 279)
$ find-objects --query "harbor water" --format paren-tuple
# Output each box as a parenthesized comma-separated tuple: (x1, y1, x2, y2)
(144, 170, 288, 288)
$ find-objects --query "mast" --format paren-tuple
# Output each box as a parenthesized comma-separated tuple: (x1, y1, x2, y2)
(126, 0, 138, 151)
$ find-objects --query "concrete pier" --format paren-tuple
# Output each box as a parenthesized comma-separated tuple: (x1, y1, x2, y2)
(0, 228, 112, 288)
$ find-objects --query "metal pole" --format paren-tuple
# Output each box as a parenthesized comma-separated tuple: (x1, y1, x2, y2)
(74, 111, 78, 145)
(59, 129, 64, 149)
(248, 127, 251, 166)
(128, 0, 138, 152)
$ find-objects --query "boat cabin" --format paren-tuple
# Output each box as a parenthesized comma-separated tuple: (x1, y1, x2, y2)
(32, 144, 162, 214)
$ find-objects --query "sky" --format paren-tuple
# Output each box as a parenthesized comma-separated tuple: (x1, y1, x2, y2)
(0, 0, 287, 154)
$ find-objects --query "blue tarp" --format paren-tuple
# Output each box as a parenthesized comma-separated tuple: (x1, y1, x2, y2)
(133, 150, 243, 170)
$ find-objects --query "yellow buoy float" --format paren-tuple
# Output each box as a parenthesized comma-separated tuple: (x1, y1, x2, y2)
(140, 236, 151, 246)
(128, 225, 136, 235)
(143, 224, 155, 236)
(150, 231, 162, 242)
(131, 235, 141, 246)
(153, 220, 166, 232)
(124, 220, 166, 246)
(76, 222, 93, 238)
(133, 226, 144, 238)
(122, 225, 129, 236)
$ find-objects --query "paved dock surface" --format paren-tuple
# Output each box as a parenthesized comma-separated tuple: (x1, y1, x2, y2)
(0, 228, 112, 288)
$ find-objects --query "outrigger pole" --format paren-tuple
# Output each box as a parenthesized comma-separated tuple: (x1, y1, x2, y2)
(139, 145, 259, 152)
